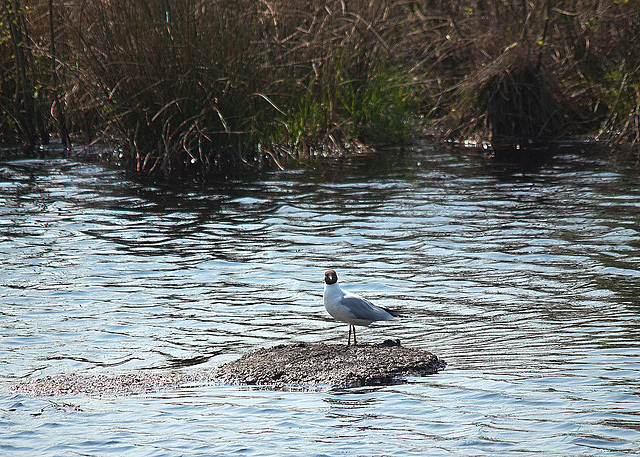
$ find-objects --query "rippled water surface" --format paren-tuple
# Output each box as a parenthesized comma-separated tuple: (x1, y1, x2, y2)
(1, 144, 639, 456)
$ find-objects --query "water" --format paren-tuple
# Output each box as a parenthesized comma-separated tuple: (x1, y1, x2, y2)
(1, 144, 639, 456)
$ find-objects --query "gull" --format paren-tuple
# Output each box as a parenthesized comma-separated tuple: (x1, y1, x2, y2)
(323, 269, 399, 345)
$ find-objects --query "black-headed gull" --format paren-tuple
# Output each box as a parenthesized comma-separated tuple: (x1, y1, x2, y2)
(323, 269, 399, 345)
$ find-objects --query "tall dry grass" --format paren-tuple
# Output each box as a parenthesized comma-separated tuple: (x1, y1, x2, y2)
(410, 0, 640, 146)
(60, 0, 420, 177)
(1, 0, 639, 177)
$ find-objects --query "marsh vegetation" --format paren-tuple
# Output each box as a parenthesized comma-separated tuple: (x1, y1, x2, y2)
(1, 0, 639, 179)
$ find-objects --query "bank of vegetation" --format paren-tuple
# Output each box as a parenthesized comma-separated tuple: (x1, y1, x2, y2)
(1, 0, 639, 179)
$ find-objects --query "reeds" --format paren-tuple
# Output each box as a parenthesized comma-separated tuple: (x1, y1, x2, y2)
(63, 0, 421, 177)
(437, 0, 640, 147)
(1, 0, 639, 177)
(1, 0, 40, 147)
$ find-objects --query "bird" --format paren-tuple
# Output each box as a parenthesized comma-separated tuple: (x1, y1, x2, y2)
(323, 269, 399, 345)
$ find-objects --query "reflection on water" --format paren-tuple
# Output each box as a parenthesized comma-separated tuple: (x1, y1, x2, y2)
(1, 144, 639, 455)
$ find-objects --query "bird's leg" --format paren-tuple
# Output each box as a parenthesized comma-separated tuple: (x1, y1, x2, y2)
(353, 326, 357, 346)
(347, 325, 352, 346)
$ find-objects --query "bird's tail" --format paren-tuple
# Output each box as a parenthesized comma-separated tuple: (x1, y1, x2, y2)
(381, 306, 402, 318)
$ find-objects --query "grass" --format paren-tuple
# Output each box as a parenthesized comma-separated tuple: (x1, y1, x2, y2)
(1, 0, 640, 179)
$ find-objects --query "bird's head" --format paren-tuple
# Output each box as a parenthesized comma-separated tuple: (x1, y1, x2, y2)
(324, 269, 338, 285)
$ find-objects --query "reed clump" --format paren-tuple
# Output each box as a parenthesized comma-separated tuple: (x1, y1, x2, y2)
(1, 0, 639, 178)
(421, 0, 639, 148)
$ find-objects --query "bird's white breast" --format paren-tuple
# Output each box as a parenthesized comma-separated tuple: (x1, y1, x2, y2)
(323, 283, 354, 323)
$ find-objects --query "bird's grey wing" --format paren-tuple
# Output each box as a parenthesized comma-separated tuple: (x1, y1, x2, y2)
(341, 296, 385, 321)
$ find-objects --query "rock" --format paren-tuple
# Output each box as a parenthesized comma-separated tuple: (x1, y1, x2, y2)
(213, 342, 445, 388)
(12, 342, 445, 396)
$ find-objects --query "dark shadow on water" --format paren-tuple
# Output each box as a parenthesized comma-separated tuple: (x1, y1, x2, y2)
(446, 139, 625, 184)
(165, 353, 222, 369)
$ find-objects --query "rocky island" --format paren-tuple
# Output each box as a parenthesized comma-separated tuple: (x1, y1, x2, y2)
(13, 342, 445, 396)
(214, 342, 445, 388)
